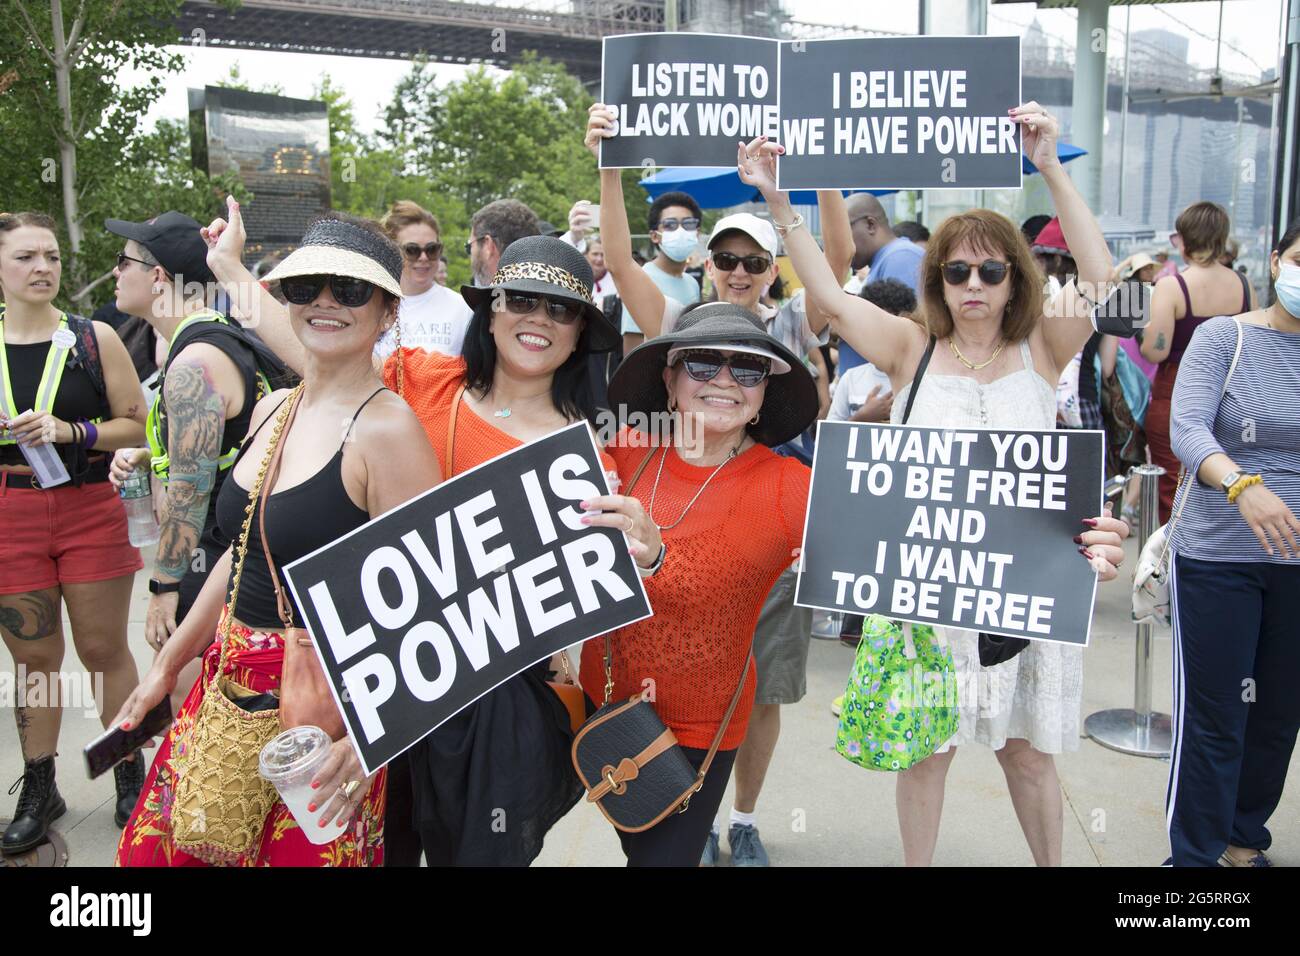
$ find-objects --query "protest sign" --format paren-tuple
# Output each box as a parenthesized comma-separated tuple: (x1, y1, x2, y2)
(599, 32, 780, 169)
(795, 422, 1103, 646)
(776, 36, 1023, 191)
(283, 423, 652, 775)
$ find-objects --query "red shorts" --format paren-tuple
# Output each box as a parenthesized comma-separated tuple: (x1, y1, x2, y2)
(0, 475, 143, 594)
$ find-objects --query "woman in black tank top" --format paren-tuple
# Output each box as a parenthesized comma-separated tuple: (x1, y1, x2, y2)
(113, 213, 441, 867)
(0, 212, 150, 854)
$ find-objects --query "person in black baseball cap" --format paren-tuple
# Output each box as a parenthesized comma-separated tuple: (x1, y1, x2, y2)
(105, 211, 217, 290)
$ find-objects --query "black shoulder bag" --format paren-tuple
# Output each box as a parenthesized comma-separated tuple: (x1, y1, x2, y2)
(901, 336, 1029, 668)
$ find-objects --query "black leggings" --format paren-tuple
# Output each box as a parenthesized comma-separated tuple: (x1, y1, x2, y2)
(383, 752, 424, 867)
(616, 747, 737, 867)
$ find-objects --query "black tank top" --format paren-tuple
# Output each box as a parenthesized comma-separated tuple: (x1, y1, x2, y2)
(216, 388, 384, 629)
(0, 339, 110, 473)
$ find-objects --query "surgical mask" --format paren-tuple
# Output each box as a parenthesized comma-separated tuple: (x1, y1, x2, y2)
(1275, 263, 1300, 318)
(659, 227, 698, 263)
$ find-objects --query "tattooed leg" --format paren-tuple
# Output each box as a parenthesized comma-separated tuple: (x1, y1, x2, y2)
(1, 587, 66, 760)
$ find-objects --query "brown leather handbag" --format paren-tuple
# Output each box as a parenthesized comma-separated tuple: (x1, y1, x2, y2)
(259, 387, 346, 741)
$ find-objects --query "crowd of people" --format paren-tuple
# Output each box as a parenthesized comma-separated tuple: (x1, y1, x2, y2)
(1, 88, 1296, 868)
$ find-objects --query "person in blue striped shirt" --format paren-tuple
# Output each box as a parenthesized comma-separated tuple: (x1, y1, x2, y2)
(1166, 219, 1300, 867)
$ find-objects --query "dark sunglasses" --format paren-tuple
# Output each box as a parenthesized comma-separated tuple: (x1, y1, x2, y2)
(655, 217, 701, 232)
(677, 349, 771, 388)
(501, 292, 582, 324)
(280, 274, 377, 308)
(401, 241, 443, 262)
(711, 251, 772, 275)
(940, 259, 1011, 286)
(116, 252, 153, 270)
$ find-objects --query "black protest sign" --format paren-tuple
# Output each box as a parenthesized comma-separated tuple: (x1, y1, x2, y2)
(776, 36, 1023, 191)
(599, 32, 780, 169)
(283, 423, 652, 775)
(796, 422, 1104, 646)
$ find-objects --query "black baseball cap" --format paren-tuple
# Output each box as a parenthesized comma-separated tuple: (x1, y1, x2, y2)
(104, 211, 215, 286)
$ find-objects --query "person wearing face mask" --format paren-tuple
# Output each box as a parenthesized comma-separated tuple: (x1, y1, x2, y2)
(373, 201, 472, 359)
(112, 212, 441, 866)
(0, 212, 147, 852)
(1163, 219, 1300, 868)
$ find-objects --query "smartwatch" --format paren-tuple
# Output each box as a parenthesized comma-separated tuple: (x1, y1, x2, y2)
(148, 578, 182, 595)
(1220, 471, 1243, 497)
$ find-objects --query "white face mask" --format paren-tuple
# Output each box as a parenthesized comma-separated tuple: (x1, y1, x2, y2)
(659, 227, 699, 263)
(1275, 262, 1300, 318)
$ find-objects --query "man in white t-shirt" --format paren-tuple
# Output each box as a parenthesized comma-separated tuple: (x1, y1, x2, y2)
(373, 200, 473, 360)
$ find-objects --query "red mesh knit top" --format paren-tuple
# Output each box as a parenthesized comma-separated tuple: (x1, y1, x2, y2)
(579, 435, 810, 750)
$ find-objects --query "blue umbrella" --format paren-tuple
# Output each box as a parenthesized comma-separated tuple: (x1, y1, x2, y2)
(641, 143, 1087, 207)
(1024, 142, 1086, 175)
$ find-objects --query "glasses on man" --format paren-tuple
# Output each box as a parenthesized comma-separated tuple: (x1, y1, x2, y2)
(655, 217, 701, 233)
(676, 349, 771, 388)
(501, 292, 581, 325)
(280, 274, 377, 308)
(940, 260, 1011, 286)
(115, 252, 153, 271)
(464, 235, 489, 257)
(711, 251, 772, 276)
(402, 241, 443, 262)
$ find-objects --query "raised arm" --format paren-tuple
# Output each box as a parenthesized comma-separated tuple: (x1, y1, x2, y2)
(587, 105, 667, 339)
(801, 190, 856, 336)
(1020, 102, 1114, 374)
(202, 196, 307, 376)
(737, 138, 924, 382)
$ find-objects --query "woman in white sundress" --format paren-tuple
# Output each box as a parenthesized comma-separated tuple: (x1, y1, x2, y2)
(739, 102, 1130, 866)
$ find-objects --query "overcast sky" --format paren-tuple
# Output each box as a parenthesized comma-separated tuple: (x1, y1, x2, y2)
(135, 0, 1284, 137)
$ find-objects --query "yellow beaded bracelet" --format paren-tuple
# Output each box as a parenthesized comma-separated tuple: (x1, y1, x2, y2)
(1226, 473, 1263, 505)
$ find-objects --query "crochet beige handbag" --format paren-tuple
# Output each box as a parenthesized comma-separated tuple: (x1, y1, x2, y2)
(171, 385, 302, 864)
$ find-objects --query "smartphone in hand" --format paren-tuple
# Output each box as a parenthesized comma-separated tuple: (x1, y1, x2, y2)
(84, 697, 173, 779)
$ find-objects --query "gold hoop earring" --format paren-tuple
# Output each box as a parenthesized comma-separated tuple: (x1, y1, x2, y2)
(749, 411, 761, 426)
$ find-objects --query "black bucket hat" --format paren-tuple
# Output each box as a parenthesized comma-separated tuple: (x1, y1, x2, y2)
(607, 302, 819, 447)
(461, 235, 619, 353)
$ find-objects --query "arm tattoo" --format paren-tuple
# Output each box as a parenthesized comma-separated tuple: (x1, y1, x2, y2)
(1155, 332, 1167, 351)
(0, 592, 59, 641)
(156, 363, 225, 581)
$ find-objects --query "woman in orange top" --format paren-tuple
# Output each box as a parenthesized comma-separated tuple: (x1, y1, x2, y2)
(576, 302, 820, 866)
(381, 235, 627, 865)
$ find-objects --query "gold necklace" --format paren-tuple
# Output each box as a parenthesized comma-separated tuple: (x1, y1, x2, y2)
(948, 336, 1005, 371)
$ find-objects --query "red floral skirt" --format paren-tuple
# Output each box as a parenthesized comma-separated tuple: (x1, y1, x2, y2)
(116, 617, 385, 867)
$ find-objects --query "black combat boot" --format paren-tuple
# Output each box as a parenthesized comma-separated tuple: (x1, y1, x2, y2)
(113, 752, 145, 828)
(2, 755, 66, 854)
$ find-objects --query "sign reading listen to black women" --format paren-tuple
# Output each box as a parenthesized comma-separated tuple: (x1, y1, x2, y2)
(283, 424, 652, 775)
(796, 422, 1104, 646)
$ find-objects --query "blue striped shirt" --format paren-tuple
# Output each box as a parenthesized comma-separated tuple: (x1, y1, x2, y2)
(1170, 316, 1300, 564)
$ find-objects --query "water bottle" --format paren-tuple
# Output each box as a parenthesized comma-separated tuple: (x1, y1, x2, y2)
(119, 465, 160, 548)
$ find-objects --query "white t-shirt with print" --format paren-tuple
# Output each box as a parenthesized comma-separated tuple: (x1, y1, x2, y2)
(374, 283, 473, 359)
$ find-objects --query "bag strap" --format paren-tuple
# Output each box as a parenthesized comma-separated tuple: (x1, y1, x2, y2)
(624, 445, 658, 495)
(1157, 317, 1244, 566)
(217, 384, 304, 684)
(260, 386, 306, 631)
(445, 382, 467, 478)
(901, 335, 937, 426)
(1236, 271, 1251, 314)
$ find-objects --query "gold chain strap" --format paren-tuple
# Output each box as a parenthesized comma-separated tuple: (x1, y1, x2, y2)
(210, 383, 305, 686)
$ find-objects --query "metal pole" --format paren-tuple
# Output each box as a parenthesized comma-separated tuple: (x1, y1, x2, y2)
(666, 0, 678, 32)
(1084, 464, 1173, 758)
(1117, 6, 1131, 218)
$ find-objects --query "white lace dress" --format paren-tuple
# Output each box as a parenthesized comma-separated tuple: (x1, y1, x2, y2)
(891, 340, 1083, 754)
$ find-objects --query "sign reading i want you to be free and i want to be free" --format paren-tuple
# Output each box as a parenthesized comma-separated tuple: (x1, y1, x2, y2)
(795, 422, 1105, 646)
(599, 32, 1022, 190)
(283, 423, 652, 776)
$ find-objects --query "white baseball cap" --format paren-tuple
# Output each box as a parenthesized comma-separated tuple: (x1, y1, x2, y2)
(708, 213, 779, 259)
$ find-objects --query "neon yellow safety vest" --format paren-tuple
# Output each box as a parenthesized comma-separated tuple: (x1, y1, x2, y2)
(0, 308, 78, 446)
(146, 310, 270, 481)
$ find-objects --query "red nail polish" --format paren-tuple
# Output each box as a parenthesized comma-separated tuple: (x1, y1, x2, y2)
(1078, 547, 1094, 558)
(121, 722, 131, 731)
(1072, 535, 1083, 544)
(307, 803, 317, 813)
(310, 780, 319, 789)
(1082, 518, 1098, 527)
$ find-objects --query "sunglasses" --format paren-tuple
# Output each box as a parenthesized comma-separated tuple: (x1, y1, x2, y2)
(711, 251, 772, 276)
(940, 260, 1011, 286)
(401, 241, 443, 262)
(655, 217, 701, 232)
(501, 292, 582, 324)
(280, 274, 377, 308)
(464, 235, 489, 257)
(676, 349, 771, 388)
(116, 252, 153, 271)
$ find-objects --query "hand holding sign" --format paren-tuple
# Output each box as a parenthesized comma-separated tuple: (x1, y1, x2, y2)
(578, 492, 664, 567)
(1080, 502, 1129, 581)
(1011, 101, 1061, 174)
(586, 102, 617, 159)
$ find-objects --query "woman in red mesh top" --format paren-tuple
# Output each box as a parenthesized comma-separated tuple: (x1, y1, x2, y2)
(577, 302, 820, 866)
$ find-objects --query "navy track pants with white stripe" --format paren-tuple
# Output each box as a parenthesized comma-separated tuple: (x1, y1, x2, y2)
(1167, 553, 1300, 866)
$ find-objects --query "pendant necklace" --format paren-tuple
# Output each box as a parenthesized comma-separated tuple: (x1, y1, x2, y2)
(648, 442, 740, 532)
(493, 408, 511, 419)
